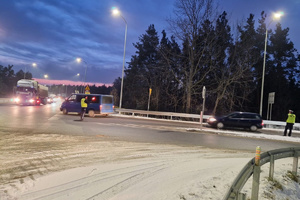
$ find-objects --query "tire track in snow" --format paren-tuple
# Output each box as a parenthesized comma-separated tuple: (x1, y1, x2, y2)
(20, 162, 167, 200)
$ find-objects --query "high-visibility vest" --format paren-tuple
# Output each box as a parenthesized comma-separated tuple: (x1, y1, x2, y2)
(81, 98, 87, 108)
(286, 113, 296, 124)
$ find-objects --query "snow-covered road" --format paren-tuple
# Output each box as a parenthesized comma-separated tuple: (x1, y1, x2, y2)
(1, 126, 300, 199)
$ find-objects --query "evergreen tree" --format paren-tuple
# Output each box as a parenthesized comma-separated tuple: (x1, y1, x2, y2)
(0, 65, 15, 97)
(124, 24, 160, 109)
(266, 23, 299, 120)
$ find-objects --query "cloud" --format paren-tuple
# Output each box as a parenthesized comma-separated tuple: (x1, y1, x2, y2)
(1, 0, 299, 86)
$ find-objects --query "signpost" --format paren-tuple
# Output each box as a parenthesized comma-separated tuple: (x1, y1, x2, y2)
(147, 88, 152, 117)
(85, 85, 90, 94)
(267, 92, 275, 120)
(200, 86, 206, 127)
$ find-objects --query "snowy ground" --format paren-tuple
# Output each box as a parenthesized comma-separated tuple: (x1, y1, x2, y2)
(1, 125, 300, 199)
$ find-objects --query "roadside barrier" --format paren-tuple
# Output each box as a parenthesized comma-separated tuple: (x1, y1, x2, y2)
(116, 108, 300, 130)
(0, 98, 14, 104)
(223, 147, 300, 200)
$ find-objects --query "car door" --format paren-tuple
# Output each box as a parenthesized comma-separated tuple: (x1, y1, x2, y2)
(239, 113, 252, 128)
(65, 94, 81, 113)
(223, 113, 241, 127)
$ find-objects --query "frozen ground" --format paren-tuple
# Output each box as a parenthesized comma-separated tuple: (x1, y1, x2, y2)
(1, 126, 300, 199)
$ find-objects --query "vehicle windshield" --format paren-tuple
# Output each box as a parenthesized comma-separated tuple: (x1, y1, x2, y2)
(16, 87, 35, 92)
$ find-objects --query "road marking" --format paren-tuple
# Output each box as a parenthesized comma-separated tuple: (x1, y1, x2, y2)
(96, 123, 187, 132)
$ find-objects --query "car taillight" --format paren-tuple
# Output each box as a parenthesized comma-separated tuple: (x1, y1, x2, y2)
(261, 120, 264, 126)
(100, 105, 102, 111)
(37, 100, 40, 104)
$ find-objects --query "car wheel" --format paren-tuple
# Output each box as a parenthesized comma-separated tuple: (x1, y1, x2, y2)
(217, 122, 224, 129)
(88, 110, 95, 117)
(62, 108, 68, 115)
(250, 125, 258, 132)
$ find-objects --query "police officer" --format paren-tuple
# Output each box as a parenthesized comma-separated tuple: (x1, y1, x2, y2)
(283, 110, 296, 136)
(80, 96, 88, 121)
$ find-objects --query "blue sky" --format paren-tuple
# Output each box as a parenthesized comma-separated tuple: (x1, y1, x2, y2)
(0, 0, 299, 85)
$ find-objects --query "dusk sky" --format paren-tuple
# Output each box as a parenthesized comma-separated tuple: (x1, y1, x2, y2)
(0, 0, 299, 86)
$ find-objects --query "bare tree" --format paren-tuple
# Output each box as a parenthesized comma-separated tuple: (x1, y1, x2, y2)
(167, 0, 219, 113)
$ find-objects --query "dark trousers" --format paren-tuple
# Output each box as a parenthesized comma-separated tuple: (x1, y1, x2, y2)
(284, 123, 294, 136)
(80, 108, 87, 120)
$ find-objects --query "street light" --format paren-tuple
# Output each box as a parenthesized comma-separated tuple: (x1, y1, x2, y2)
(44, 74, 48, 79)
(259, 11, 283, 117)
(76, 57, 88, 93)
(24, 63, 37, 79)
(112, 7, 127, 110)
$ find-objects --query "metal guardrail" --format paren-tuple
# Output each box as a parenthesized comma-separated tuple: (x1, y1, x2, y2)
(116, 108, 300, 130)
(117, 108, 210, 121)
(0, 98, 14, 104)
(223, 147, 300, 200)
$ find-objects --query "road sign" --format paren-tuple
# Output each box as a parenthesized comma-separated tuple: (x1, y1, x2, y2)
(202, 86, 206, 99)
(268, 92, 275, 104)
(85, 85, 90, 94)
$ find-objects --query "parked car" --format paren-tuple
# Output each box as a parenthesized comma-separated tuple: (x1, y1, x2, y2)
(207, 112, 263, 132)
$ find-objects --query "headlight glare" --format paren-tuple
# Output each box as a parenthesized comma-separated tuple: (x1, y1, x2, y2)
(209, 117, 217, 122)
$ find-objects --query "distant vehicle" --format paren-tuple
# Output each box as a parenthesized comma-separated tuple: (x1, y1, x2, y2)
(15, 79, 48, 105)
(47, 97, 54, 104)
(60, 93, 115, 117)
(207, 112, 263, 132)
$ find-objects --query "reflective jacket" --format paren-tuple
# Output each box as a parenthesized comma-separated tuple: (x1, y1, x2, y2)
(81, 98, 88, 108)
(286, 113, 296, 124)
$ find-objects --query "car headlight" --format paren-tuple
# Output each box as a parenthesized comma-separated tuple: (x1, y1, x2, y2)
(29, 99, 35, 103)
(208, 117, 217, 122)
(15, 98, 20, 102)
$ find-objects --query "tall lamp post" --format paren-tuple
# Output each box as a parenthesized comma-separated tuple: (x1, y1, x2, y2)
(259, 12, 283, 117)
(24, 62, 37, 79)
(112, 7, 127, 110)
(76, 58, 88, 93)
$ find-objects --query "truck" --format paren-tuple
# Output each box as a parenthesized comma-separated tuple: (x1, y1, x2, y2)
(15, 79, 49, 105)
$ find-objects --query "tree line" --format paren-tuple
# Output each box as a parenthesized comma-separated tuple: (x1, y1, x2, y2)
(0, 65, 112, 98)
(111, 0, 300, 121)
(0, 65, 29, 97)
(1, 0, 299, 122)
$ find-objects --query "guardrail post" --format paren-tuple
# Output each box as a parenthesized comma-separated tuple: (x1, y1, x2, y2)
(269, 155, 274, 181)
(251, 165, 261, 200)
(237, 192, 246, 200)
(292, 151, 298, 176)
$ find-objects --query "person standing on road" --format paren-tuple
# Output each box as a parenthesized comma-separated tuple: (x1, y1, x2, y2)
(283, 110, 296, 136)
(80, 96, 88, 121)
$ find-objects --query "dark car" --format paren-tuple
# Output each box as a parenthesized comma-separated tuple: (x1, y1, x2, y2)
(207, 112, 263, 132)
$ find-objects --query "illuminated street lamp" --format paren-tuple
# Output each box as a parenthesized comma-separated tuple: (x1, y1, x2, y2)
(112, 7, 127, 110)
(259, 11, 284, 117)
(24, 63, 37, 79)
(44, 74, 48, 79)
(76, 57, 88, 92)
